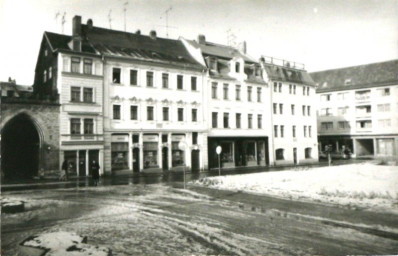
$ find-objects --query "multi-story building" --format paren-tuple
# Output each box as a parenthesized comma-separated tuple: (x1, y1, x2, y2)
(34, 16, 104, 176)
(182, 36, 271, 169)
(260, 57, 319, 165)
(311, 60, 398, 157)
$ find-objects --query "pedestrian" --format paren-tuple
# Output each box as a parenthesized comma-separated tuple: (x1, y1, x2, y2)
(60, 160, 68, 181)
(90, 160, 100, 186)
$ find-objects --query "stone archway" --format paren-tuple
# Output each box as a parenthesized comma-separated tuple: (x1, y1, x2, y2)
(1, 113, 41, 179)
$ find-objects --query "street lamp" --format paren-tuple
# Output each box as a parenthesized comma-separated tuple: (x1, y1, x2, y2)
(216, 145, 222, 176)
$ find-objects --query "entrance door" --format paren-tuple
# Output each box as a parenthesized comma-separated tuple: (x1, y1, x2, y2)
(133, 148, 140, 173)
(293, 148, 297, 165)
(191, 150, 200, 172)
(78, 150, 86, 176)
(88, 150, 99, 176)
(162, 147, 168, 170)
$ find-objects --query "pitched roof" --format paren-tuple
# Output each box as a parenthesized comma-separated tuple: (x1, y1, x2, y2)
(311, 60, 398, 93)
(44, 26, 204, 69)
(262, 63, 315, 86)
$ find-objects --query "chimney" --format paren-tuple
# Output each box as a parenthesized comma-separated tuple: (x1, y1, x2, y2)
(72, 15, 82, 51)
(150, 30, 156, 40)
(135, 29, 141, 35)
(87, 19, 93, 29)
(198, 34, 206, 44)
(240, 41, 247, 54)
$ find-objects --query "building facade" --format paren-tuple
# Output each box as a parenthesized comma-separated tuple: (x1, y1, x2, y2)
(260, 57, 319, 165)
(311, 60, 398, 157)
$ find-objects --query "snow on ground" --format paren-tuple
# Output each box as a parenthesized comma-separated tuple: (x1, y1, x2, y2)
(193, 163, 398, 213)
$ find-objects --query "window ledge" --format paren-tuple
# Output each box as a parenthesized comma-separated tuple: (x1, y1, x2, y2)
(62, 71, 103, 78)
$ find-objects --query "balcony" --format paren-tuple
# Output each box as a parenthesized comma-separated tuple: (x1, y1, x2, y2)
(355, 90, 371, 102)
(355, 105, 371, 118)
(356, 120, 372, 132)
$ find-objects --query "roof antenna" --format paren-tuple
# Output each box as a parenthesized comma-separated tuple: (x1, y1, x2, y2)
(55, 11, 60, 32)
(226, 29, 237, 47)
(161, 6, 173, 38)
(123, 1, 128, 31)
(61, 12, 66, 34)
(108, 9, 113, 29)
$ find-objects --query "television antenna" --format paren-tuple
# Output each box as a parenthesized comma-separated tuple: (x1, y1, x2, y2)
(61, 12, 66, 34)
(108, 9, 113, 29)
(55, 11, 60, 32)
(226, 29, 237, 47)
(159, 6, 175, 38)
(123, 1, 128, 31)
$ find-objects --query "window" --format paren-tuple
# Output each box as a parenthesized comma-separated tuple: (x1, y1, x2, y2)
(130, 70, 138, 86)
(71, 57, 80, 73)
(274, 125, 278, 137)
(279, 104, 283, 114)
(177, 75, 183, 90)
(291, 104, 295, 115)
(356, 120, 372, 129)
(273, 82, 277, 92)
(223, 84, 229, 100)
(378, 119, 391, 127)
(273, 103, 277, 114)
(146, 71, 154, 87)
(278, 82, 282, 92)
(131, 106, 138, 120)
(321, 122, 333, 130)
(162, 107, 169, 121)
(71, 118, 81, 134)
(248, 114, 253, 129)
(247, 86, 252, 101)
(338, 106, 349, 115)
(355, 90, 370, 101)
(305, 148, 312, 159)
(379, 88, 390, 96)
(356, 105, 371, 115)
(321, 94, 331, 101)
(320, 108, 333, 116)
(43, 70, 47, 82)
(83, 59, 92, 74)
(192, 132, 198, 144)
(280, 125, 284, 138)
(235, 62, 240, 73)
(303, 125, 307, 137)
(162, 73, 169, 88)
(112, 68, 121, 83)
(147, 106, 154, 120)
(191, 76, 197, 91)
(49, 67, 52, 79)
(192, 109, 197, 122)
(338, 121, 350, 129)
(212, 82, 218, 99)
(276, 149, 284, 160)
(307, 106, 311, 116)
(289, 84, 292, 94)
(113, 105, 121, 120)
(223, 113, 229, 128)
(303, 86, 306, 95)
(302, 105, 306, 116)
(235, 85, 241, 100)
(377, 103, 390, 112)
(337, 92, 348, 100)
(306, 87, 310, 96)
(292, 125, 296, 138)
(257, 114, 262, 129)
(71, 87, 81, 102)
(257, 87, 261, 102)
(83, 88, 93, 103)
(212, 112, 218, 128)
(84, 119, 94, 134)
(293, 84, 296, 94)
(236, 113, 241, 128)
(309, 126, 312, 137)
(44, 49, 48, 56)
(178, 108, 184, 121)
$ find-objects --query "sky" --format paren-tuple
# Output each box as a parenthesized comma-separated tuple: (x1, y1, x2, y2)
(0, 0, 397, 85)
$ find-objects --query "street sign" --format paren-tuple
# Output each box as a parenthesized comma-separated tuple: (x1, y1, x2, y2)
(216, 146, 222, 155)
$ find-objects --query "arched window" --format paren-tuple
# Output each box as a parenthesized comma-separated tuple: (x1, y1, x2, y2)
(276, 148, 284, 160)
(305, 148, 312, 159)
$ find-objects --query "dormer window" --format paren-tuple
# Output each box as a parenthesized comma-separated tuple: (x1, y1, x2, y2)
(207, 57, 218, 71)
(235, 62, 240, 73)
(344, 78, 352, 85)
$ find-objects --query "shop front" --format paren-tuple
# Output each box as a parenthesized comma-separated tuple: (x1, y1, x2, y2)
(143, 134, 159, 169)
(111, 134, 129, 171)
(171, 134, 186, 167)
(63, 149, 101, 176)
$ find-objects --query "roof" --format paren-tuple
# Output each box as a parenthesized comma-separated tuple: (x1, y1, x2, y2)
(262, 63, 315, 86)
(44, 26, 204, 69)
(311, 60, 398, 93)
(187, 39, 256, 63)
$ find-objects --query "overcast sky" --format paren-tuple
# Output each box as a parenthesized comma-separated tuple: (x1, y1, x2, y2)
(0, 0, 397, 85)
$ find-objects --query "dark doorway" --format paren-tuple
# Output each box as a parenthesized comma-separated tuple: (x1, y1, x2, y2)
(133, 147, 140, 172)
(79, 150, 86, 176)
(1, 114, 40, 179)
(88, 150, 99, 176)
(293, 148, 297, 165)
(191, 150, 200, 172)
(162, 147, 168, 170)
(356, 139, 374, 156)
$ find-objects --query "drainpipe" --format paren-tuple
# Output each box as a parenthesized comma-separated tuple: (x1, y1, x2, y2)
(269, 79, 276, 166)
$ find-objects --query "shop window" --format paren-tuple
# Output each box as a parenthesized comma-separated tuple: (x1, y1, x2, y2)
(305, 148, 312, 159)
(236, 113, 241, 128)
(235, 85, 241, 100)
(143, 141, 158, 168)
(83, 59, 92, 75)
(131, 106, 138, 120)
(83, 88, 93, 103)
(178, 108, 184, 121)
(191, 76, 197, 91)
(130, 70, 138, 86)
(172, 141, 185, 166)
(246, 142, 256, 163)
(146, 71, 154, 87)
(276, 148, 285, 160)
(112, 142, 129, 170)
(147, 106, 154, 121)
(84, 119, 93, 134)
(223, 113, 229, 128)
(71, 57, 80, 73)
(192, 109, 197, 122)
(177, 75, 183, 90)
(70, 118, 81, 134)
(112, 68, 121, 83)
(163, 107, 169, 121)
(212, 112, 218, 128)
(71, 87, 81, 102)
(113, 105, 121, 120)
(221, 142, 234, 164)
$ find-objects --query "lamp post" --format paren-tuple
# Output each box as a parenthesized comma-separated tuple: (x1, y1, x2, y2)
(216, 145, 222, 176)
